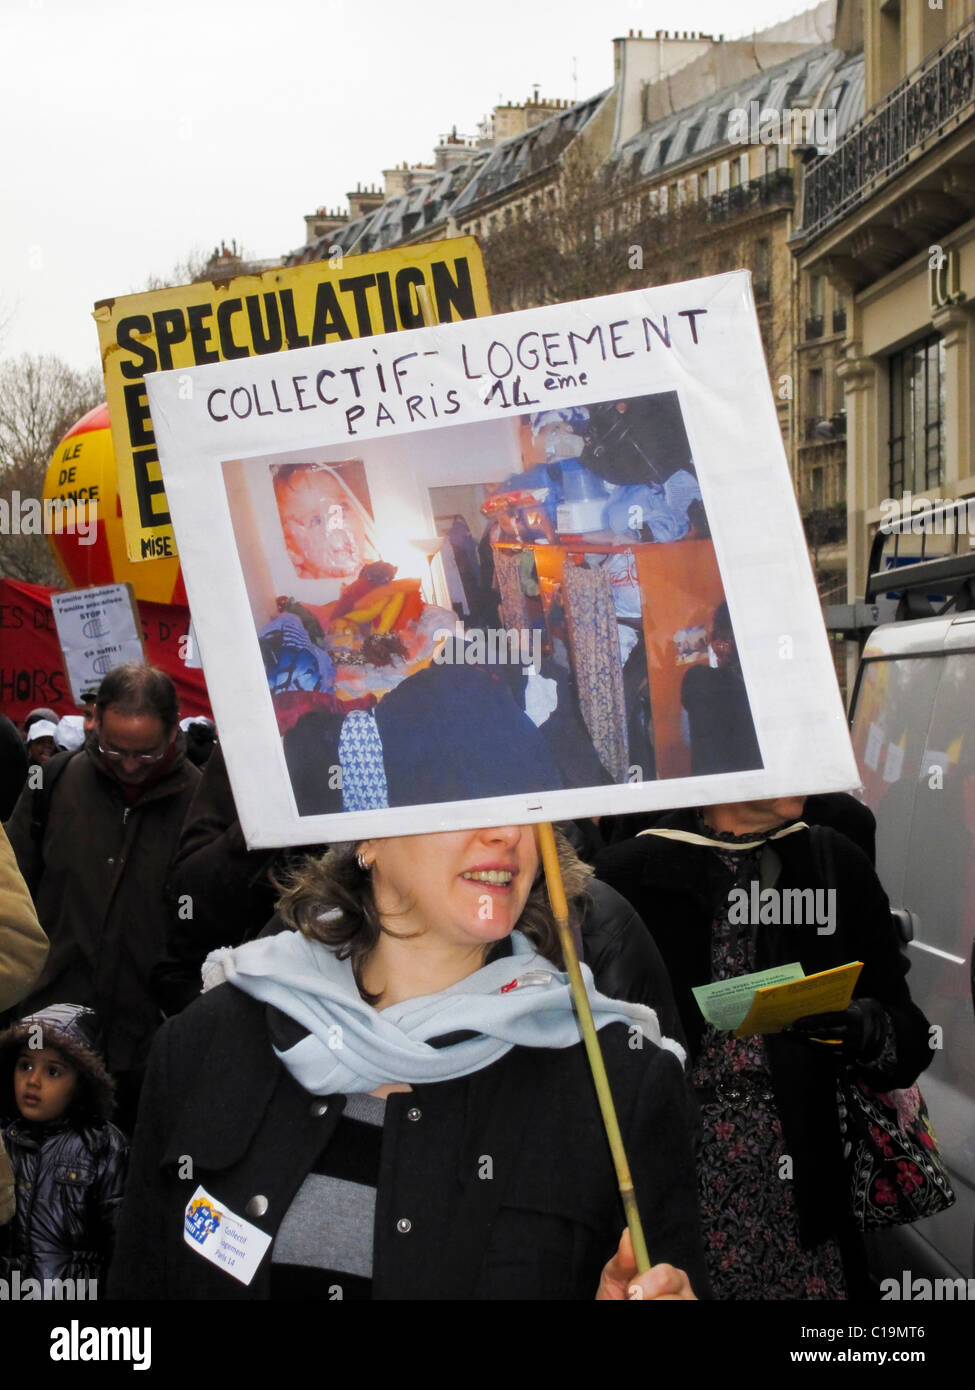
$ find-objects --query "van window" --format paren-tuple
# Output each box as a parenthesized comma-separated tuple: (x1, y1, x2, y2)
(850, 655, 942, 904)
(853, 646, 975, 1278)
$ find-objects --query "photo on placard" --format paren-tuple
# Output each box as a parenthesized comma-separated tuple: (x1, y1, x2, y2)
(221, 386, 763, 818)
(271, 459, 378, 580)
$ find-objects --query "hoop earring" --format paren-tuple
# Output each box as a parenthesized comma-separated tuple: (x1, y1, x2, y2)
(356, 853, 371, 872)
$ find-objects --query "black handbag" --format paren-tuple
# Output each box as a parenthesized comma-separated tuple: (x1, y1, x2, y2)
(838, 1076, 956, 1230)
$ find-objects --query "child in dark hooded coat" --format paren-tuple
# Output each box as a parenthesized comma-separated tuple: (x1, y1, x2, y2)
(0, 1003, 127, 1296)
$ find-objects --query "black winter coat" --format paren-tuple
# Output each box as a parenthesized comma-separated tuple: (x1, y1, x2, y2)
(4, 741, 200, 1073)
(108, 978, 709, 1300)
(0, 1116, 127, 1290)
(595, 812, 933, 1248)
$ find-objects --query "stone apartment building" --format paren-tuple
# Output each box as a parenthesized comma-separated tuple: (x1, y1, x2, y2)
(791, 0, 975, 676)
(287, 7, 835, 454)
(286, 0, 975, 674)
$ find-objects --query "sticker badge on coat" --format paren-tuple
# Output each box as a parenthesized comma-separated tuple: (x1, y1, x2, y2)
(183, 1185, 272, 1285)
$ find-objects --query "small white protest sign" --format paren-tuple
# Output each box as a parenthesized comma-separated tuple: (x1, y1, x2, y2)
(51, 583, 145, 703)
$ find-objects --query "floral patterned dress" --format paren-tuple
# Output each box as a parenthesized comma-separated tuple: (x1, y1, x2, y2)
(691, 826, 848, 1300)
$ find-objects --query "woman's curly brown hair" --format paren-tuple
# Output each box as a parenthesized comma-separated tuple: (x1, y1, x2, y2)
(275, 828, 592, 1002)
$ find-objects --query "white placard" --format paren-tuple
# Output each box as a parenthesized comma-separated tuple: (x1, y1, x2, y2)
(146, 273, 858, 848)
(51, 583, 145, 703)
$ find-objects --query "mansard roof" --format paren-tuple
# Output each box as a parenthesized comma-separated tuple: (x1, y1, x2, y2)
(607, 45, 864, 180)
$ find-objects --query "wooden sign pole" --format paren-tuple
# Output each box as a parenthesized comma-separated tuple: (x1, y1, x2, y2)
(535, 821, 651, 1273)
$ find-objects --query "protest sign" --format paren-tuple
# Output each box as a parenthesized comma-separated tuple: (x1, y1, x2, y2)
(146, 271, 859, 849)
(0, 578, 209, 724)
(51, 583, 145, 703)
(94, 238, 490, 567)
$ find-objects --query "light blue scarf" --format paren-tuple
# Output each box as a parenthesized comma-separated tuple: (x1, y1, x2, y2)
(203, 930, 683, 1094)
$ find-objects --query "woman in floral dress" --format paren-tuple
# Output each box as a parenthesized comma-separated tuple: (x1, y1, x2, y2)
(595, 797, 932, 1300)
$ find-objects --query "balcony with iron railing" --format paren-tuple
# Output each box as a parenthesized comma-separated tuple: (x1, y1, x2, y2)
(705, 168, 794, 224)
(798, 18, 975, 243)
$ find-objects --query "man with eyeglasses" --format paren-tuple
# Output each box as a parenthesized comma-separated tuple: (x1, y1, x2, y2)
(4, 664, 200, 1131)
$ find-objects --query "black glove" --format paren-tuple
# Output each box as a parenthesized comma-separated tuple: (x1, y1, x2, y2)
(785, 998, 888, 1064)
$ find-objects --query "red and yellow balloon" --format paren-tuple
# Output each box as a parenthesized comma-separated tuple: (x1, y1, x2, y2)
(43, 403, 186, 604)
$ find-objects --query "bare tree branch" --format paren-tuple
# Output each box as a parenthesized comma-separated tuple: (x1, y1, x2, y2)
(0, 353, 103, 585)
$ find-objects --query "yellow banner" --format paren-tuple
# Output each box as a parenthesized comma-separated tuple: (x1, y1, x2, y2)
(94, 238, 489, 562)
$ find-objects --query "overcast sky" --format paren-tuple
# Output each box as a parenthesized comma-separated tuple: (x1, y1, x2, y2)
(2, 0, 820, 374)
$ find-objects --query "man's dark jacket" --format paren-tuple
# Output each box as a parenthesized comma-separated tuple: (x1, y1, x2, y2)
(595, 811, 933, 1247)
(4, 740, 199, 1074)
(108, 978, 707, 1300)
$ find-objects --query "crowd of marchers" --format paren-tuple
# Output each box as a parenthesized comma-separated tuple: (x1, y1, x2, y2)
(0, 664, 932, 1301)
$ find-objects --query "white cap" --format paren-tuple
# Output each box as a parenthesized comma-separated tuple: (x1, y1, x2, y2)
(55, 715, 86, 751)
(27, 719, 58, 742)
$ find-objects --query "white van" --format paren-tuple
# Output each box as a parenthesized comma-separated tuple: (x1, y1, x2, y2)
(844, 502, 975, 1282)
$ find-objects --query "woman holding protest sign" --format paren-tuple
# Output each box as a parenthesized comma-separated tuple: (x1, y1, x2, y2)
(109, 822, 707, 1301)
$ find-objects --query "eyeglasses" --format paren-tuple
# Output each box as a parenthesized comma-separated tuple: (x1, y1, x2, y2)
(97, 741, 169, 766)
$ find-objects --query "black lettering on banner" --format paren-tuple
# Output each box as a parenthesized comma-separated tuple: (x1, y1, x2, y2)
(140, 535, 173, 558)
(116, 315, 157, 378)
(339, 275, 376, 336)
(187, 303, 220, 364)
(609, 321, 634, 359)
(123, 383, 155, 449)
(568, 324, 605, 365)
(152, 309, 189, 371)
(208, 390, 228, 422)
(516, 332, 540, 371)
(643, 316, 671, 349)
(230, 388, 253, 419)
(293, 376, 315, 410)
(0, 668, 66, 705)
(311, 283, 352, 343)
(271, 381, 293, 414)
(279, 289, 310, 349)
(487, 342, 513, 378)
(340, 365, 365, 397)
(0, 606, 25, 629)
(316, 370, 338, 405)
(375, 272, 397, 333)
(431, 258, 476, 323)
(246, 294, 283, 354)
(542, 332, 567, 368)
(678, 307, 707, 343)
(57, 486, 99, 502)
(395, 268, 425, 329)
(139, 531, 172, 557)
(216, 299, 249, 359)
(133, 447, 171, 529)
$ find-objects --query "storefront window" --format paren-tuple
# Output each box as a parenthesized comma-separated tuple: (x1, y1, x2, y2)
(888, 333, 945, 499)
